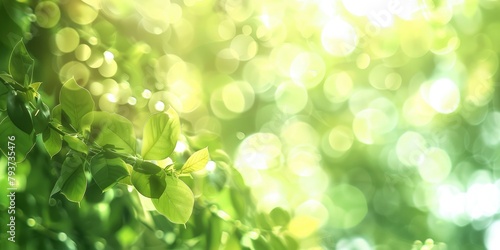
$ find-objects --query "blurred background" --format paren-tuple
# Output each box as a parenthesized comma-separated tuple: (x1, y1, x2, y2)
(1, 0, 500, 249)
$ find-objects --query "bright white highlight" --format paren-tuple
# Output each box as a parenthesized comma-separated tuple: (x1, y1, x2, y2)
(321, 18, 357, 56)
(426, 78, 460, 114)
(485, 220, 500, 250)
(466, 183, 500, 220)
(205, 161, 216, 172)
(103, 51, 114, 62)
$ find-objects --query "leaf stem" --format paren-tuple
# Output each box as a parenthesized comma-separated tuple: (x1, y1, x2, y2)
(48, 122, 66, 136)
(2, 79, 28, 92)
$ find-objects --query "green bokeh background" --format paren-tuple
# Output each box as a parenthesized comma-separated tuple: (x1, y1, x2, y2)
(1, 0, 500, 249)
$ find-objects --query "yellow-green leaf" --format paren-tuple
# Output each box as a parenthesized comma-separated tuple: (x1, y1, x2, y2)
(60, 78, 94, 132)
(181, 147, 209, 174)
(83, 111, 136, 155)
(152, 176, 194, 224)
(141, 108, 180, 160)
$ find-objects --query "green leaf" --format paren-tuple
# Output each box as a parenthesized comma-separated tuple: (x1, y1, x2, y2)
(152, 176, 194, 224)
(208, 164, 227, 191)
(210, 149, 231, 164)
(134, 160, 162, 174)
(283, 235, 299, 250)
(255, 213, 273, 231)
(0, 79, 9, 111)
(52, 104, 61, 122)
(207, 216, 223, 250)
(60, 78, 94, 132)
(42, 126, 62, 158)
(51, 153, 87, 203)
(7, 90, 33, 134)
(230, 187, 248, 218)
(90, 154, 129, 192)
(223, 231, 241, 250)
(0, 73, 16, 85)
(0, 115, 35, 162)
(1, 1, 32, 47)
(83, 111, 136, 155)
(270, 207, 291, 227)
(118, 164, 133, 186)
(141, 108, 180, 160)
(181, 147, 209, 174)
(32, 97, 50, 134)
(252, 236, 271, 250)
(131, 170, 166, 198)
(63, 135, 88, 154)
(9, 40, 34, 86)
(269, 235, 287, 250)
(30, 82, 41, 92)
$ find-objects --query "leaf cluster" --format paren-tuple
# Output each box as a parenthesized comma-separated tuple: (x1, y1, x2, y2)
(1, 41, 210, 224)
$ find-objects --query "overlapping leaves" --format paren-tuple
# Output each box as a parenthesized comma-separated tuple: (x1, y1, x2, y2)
(0, 41, 207, 226)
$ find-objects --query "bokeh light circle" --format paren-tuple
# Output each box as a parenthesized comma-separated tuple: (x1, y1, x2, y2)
(328, 184, 368, 229)
(235, 133, 283, 170)
(35, 1, 61, 28)
(396, 131, 427, 167)
(55, 27, 80, 53)
(289, 52, 326, 89)
(422, 78, 461, 114)
(324, 72, 353, 103)
(230, 34, 258, 61)
(417, 147, 452, 183)
(275, 81, 308, 114)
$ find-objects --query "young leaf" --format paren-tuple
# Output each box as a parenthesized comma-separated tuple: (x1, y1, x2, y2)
(152, 176, 194, 224)
(42, 126, 62, 158)
(0, 115, 35, 162)
(63, 135, 88, 154)
(134, 160, 162, 174)
(84, 111, 136, 155)
(7, 90, 33, 134)
(30, 82, 42, 92)
(32, 97, 50, 134)
(131, 170, 166, 199)
(60, 78, 94, 132)
(181, 147, 209, 174)
(9, 40, 34, 86)
(141, 108, 180, 160)
(51, 153, 87, 203)
(90, 154, 129, 192)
